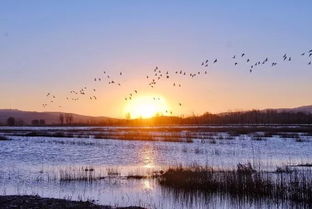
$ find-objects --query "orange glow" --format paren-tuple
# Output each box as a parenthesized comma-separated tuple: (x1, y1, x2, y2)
(124, 95, 169, 119)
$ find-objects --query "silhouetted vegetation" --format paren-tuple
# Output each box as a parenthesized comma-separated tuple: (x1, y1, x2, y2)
(65, 113, 74, 125)
(31, 119, 46, 126)
(1, 124, 312, 143)
(159, 165, 312, 205)
(192, 110, 312, 125)
(46, 110, 311, 126)
(6, 117, 15, 126)
(2, 109, 311, 126)
(58, 167, 106, 183)
(118, 110, 312, 126)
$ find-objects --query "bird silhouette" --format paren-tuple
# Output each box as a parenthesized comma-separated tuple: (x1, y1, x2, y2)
(283, 54, 287, 61)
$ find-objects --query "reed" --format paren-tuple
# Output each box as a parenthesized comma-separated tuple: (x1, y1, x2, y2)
(58, 167, 106, 182)
(159, 164, 312, 204)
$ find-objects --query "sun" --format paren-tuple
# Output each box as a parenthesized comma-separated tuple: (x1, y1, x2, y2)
(124, 95, 169, 119)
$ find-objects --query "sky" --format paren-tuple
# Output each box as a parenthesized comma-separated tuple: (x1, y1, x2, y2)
(0, 0, 312, 118)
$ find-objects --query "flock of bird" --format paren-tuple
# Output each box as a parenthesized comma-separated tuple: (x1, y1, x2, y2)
(42, 70, 123, 109)
(42, 49, 312, 116)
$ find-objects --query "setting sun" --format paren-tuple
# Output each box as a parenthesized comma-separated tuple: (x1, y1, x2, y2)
(124, 95, 169, 119)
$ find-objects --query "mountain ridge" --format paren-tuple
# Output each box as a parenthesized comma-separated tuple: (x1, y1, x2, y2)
(0, 105, 311, 125)
(0, 109, 116, 125)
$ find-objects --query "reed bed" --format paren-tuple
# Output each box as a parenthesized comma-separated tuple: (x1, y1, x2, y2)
(2, 125, 311, 143)
(54, 166, 161, 183)
(159, 164, 312, 204)
(58, 167, 106, 182)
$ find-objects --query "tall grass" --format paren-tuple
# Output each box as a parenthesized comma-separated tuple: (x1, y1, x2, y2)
(58, 167, 105, 182)
(159, 165, 312, 204)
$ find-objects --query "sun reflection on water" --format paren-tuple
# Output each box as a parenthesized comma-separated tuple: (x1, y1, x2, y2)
(142, 179, 153, 190)
(139, 144, 156, 169)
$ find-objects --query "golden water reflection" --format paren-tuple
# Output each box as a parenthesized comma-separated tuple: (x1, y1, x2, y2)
(142, 179, 153, 190)
(139, 144, 156, 169)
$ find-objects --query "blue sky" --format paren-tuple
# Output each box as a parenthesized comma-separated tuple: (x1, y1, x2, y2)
(0, 0, 312, 117)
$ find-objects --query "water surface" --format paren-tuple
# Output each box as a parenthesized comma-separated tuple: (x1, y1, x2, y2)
(0, 126, 311, 209)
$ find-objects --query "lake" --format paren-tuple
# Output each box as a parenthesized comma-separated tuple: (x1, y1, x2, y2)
(0, 126, 311, 209)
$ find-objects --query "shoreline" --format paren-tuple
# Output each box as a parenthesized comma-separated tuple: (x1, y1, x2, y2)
(0, 195, 146, 209)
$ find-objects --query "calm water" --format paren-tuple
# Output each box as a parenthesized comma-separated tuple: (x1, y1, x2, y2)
(0, 126, 311, 209)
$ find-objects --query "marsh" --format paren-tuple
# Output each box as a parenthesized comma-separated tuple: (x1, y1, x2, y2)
(0, 126, 311, 209)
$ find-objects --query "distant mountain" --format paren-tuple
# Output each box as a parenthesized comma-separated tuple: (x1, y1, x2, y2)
(0, 109, 117, 125)
(269, 105, 312, 114)
(1, 105, 312, 126)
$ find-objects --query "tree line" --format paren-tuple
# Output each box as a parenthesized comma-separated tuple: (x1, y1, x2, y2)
(120, 110, 312, 126)
(2, 110, 312, 126)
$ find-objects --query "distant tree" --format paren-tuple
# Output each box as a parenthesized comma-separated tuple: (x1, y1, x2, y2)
(69, 114, 73, 124)
(7, 117, 16, 126)
(59, 114, 64, 125)
(65, 114, 73, 125)
(32, 120, 39, 126)
(39, 119, 45, 125)
(16, 120, 24, 126)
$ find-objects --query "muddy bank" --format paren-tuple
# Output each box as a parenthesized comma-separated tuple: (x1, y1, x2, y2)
(0, 195, 146, 209)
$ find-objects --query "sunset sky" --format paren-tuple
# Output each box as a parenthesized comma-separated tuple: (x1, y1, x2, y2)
(0, 0, 312, 118)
